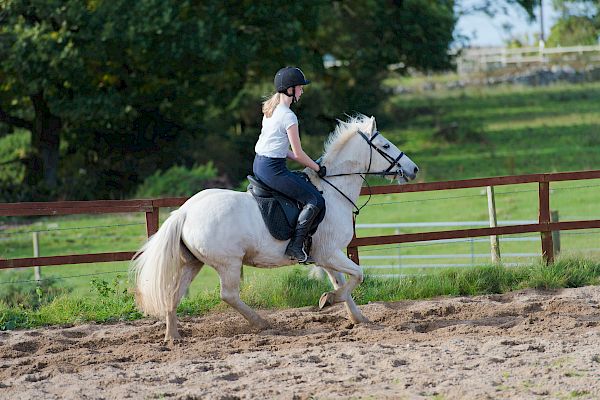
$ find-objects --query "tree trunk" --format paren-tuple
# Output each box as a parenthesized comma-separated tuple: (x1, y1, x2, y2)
(28, 91, 62, 189)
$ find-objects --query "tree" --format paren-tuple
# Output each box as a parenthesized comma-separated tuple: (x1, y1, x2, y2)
(547, 15, 598, 45)
(239, 0, 459, 158)
(0, 1, 468, 200)
(0, 1, 67, 190)
(547, 0, 599, 45)
(0, 0, 317, 198)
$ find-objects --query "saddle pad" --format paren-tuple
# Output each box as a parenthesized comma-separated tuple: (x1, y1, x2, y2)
(248, 171, 326, 241)
(252, 194, 297, 240)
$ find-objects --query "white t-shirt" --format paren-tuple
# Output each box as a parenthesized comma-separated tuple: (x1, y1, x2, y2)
(255, 104, 298, 158)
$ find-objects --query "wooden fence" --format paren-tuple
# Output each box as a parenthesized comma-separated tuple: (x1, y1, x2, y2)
(1, 169, 600, 270)
(346, 170, 600, 265)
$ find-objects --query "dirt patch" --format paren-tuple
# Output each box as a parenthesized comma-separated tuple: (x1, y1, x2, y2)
(1, 286, 600, 399)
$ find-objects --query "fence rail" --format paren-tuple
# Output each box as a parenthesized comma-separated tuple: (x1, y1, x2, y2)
(0, 198, 186, 269)
(457, 44, 600, 74)
(346, 169, 600, 265)
(1, 169, 600, 270)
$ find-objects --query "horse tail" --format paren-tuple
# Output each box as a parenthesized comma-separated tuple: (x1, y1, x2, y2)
(130, 208, 187, 318)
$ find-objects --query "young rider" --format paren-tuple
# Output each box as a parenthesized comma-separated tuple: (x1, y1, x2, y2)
(253, 67, 326, 263)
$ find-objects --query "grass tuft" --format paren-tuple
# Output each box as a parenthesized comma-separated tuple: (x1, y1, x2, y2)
(2, 258, 600, 331)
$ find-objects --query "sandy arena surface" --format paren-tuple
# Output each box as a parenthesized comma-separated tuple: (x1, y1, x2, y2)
(1, 286, 600, 399)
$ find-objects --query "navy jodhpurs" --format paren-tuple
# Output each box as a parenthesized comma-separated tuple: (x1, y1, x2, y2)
(253, 154, 325, 212)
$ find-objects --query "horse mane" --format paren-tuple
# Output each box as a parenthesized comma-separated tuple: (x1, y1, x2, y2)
(322, 114, 371, 162)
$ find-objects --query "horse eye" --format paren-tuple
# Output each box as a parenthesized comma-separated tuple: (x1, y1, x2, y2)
(383, 144, 390, 149)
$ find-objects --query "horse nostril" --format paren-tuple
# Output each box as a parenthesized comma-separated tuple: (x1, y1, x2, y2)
(414, 166, 419, 174)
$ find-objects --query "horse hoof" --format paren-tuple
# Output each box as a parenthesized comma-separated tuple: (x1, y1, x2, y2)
(353, 316, 370, 324)
(253, 320, 271, 330)
(319, 292, 336, 310)
(164, 333, 181, 342)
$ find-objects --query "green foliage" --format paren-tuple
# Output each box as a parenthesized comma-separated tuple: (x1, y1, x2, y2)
(240, 268, 331, 309)
(547, 15, 599, 46)
(0, 0, 458, 199)
(0, 270, 70, 309)
(524, 257, 600, 289)
(0, 130, 41, 202)
(0, 129, 28, 182)
(177, 288, 222, 316)
(2, 258, 600, 330)
(85, 275, 142, 322)
(134, 162, 218, 198)
(90, 277, 118, 298)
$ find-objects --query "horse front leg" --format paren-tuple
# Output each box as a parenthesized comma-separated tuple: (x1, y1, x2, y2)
(319, 250, 368, 324)
(322, 268, 368, 324)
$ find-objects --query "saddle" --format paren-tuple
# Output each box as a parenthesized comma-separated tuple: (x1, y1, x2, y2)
(247, 172, 325, 241)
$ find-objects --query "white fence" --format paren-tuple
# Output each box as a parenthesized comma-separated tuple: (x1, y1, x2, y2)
(351, 219, 600, 279)
(356, 220, 541, 275)
(457, 44, 600, 75)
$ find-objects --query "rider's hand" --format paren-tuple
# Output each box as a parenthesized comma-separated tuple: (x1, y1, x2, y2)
(317, 165, 327, 178)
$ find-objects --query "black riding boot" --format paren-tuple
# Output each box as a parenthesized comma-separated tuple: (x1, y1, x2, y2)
(285, 204, 319, 264)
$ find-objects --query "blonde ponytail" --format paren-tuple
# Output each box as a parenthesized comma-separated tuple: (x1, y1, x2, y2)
(262, 93, 281, 118)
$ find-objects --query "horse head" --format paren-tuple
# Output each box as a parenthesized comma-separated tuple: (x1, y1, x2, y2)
(359, 116, 419, 183)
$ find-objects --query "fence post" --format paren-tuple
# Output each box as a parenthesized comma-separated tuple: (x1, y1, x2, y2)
(145, 207, 160, 238)
(347, 216, 360, 265)
(32, 232, 41, 282)
(487, 186, 501, 264)
(539, 182, 554, 264)
(470, 238, 475, 265)
(551, 210, 560, 258)
(395, 228, 402, 268)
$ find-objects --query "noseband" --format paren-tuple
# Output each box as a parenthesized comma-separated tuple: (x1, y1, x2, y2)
(320, 130, 406, 215)
(357, 130, 406, 180)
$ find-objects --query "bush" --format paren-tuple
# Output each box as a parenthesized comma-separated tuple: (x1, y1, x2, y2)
(0, 270, 70, 309)
(0, 130, 32, 203)
(135, 162, 218, 198)
(0, 130, 28, 182)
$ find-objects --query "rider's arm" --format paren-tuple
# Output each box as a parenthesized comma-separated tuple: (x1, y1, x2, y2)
(287, 124, 319, 172)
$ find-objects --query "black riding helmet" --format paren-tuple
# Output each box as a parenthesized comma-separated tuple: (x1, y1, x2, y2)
(274, 67, 310, 102)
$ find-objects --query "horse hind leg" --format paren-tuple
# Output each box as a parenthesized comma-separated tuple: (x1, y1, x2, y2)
(214, 260, 270, 330)
(165, 246, 204, 341)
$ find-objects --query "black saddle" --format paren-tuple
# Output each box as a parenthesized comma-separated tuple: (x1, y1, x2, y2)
(247, 172, 325, 240)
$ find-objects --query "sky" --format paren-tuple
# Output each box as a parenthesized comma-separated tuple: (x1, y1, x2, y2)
(455, 0, 560, 47)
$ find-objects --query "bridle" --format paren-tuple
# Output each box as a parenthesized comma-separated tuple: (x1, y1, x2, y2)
(320, 130, 406, 215)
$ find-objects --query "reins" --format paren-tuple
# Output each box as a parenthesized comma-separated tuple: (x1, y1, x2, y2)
(319, 130, 406, 216)
(320, 175, 370, 216)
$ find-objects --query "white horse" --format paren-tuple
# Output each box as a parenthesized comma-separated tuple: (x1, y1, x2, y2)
(131, 115, 418, 341)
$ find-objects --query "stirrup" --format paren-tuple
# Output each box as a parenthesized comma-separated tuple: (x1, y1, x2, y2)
(286, 246, 315, 264)
(290, 254, 315, 265)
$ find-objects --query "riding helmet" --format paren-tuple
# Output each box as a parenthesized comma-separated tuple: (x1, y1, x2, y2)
(274, 67, 310, 93)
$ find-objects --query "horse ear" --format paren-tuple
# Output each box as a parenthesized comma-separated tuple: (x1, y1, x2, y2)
(369, 116, 377, 135)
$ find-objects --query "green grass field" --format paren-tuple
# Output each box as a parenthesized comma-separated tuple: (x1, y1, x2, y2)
(383, 82, 600, 181)
(1, 81, 599, 319)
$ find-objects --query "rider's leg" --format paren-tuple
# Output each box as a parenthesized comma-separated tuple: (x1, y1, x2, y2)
(279, 180, 325, 263)
(285, 203, 319, 263)
(253, 155, 325, 263)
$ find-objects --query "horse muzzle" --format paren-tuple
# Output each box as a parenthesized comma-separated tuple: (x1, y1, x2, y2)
(397, 165, 418, 183)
